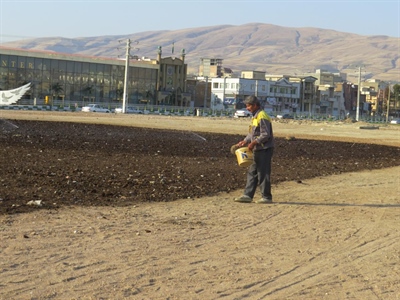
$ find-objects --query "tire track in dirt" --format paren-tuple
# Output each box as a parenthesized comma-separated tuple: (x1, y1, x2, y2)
(219, 170, 400, 299)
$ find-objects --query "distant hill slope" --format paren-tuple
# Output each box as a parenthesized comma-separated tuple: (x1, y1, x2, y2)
(1, 23, 399, 82)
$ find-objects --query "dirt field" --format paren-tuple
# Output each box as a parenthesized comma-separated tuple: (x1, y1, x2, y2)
(1, 111, 399, 300)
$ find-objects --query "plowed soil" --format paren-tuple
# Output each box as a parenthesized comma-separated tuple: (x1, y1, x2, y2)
(1, 111, 399, 300)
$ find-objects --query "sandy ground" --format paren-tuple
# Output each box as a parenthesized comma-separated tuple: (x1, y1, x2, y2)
(1, 111, 400, 300)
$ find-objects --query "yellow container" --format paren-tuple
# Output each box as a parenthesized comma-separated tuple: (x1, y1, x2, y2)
(235, 147, 253, 167)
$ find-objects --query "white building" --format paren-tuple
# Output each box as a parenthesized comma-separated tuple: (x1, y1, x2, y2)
(210, 77, 301, 113)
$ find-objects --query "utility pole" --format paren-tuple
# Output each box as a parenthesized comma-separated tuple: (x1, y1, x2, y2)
(122, 39, 131, 114)
(222, 77, 227, 106)
(255, 80, 258, 97)
(386, 83, 391, 123)
(301, 78, 305, 113)
(356, 66, 361, 121)
(203, 76, 208, 114)
(119, 39, 139, 113)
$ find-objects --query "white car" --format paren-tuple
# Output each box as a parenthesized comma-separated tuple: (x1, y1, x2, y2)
(114, 107, 143, 114)
(234, 109, 251, 118)
(276, 114, 294, 119)
(390, 119, 400, 124)
(81, 104, 110, 113)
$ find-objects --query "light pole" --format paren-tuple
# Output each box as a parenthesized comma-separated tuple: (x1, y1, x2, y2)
(203, 76, 208, 113)
(386, 83, 391, 123)
(301, 78, 305, 113)
(122, 39, 131, 114)
(356, 66, 361, 121)
(120, 39, 138, 113)
(222, 77, 227, 105)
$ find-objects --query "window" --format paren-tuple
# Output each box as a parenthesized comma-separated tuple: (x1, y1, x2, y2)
(26, 57, 34, 70)
(89, 63, 96, 75)
(17, 56, 26, 69)
(57, 60, 67, 73)
(8, 56, 18, 69)
(82, 63, 89, 74)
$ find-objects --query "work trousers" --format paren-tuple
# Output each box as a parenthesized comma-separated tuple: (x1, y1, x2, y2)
(243, 147, 274, 200)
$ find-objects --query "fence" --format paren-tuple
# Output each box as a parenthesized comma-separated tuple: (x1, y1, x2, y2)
(0, 104, 396, 124)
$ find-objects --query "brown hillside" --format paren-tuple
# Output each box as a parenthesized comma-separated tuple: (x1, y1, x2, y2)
(1, 23, 399, 81)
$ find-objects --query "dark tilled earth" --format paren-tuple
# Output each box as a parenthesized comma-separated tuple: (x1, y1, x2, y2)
(1, 119, 399, 215)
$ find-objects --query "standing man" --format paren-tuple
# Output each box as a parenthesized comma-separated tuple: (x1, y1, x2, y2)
(234, 95, 275, 204)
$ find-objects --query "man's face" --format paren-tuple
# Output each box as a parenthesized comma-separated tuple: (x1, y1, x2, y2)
(245, 103, 258, 114)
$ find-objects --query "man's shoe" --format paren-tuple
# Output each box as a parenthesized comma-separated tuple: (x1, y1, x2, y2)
(254, 198, 273, 204)
(234, 195, 252, 203)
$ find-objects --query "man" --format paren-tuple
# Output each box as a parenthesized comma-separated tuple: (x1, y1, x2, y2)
(234, 95, 275, 204)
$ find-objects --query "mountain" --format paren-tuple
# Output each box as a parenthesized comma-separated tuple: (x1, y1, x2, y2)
(1, 23, 399, 82)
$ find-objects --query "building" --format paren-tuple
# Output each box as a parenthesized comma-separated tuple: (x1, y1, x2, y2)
(265, 74, 318, 114)
(210, 77, 303, 113)
(359, 79, 387, 116)
(198, 58, 223, 78)
(0, 45, 189, 108)
(310, 69, 347, 86)
(241, 71, 266, 80)
(316, 83, 346, 117)
(342, 82, 367, 117)
(156, 46, 191, 107)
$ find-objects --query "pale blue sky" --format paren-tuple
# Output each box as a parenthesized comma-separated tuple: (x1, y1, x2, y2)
(0, 0, 399, 43)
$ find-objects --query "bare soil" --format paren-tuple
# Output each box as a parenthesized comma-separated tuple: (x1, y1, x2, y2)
(1, 111, 399, 300)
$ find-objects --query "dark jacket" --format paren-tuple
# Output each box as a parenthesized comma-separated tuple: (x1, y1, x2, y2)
(244, 109, 274, 151)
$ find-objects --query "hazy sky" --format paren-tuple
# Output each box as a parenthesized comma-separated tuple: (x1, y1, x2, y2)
(0, 0, 399, 43)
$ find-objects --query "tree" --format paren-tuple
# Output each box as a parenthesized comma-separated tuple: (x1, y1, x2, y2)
(393, 84, 400, 114)
(82, 85, 94, 104)
(116, 88, 124, 101)
(50, 82, 64, 100)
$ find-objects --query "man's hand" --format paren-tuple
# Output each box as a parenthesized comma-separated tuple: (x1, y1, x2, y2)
(248, 140, 258, 151)
(237, 140, 247, 147)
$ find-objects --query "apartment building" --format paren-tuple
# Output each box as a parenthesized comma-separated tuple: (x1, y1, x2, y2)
(210, 76, 302, 113)
(198, 58, 223, 78)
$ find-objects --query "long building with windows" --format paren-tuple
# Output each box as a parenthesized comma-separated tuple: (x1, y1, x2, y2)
(0, 46, 190, 108)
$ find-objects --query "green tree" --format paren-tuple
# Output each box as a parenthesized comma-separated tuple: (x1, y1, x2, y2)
(393, 84, 400, 113)
(393, 84, 400, 99)
(50, 82, 64, 99)
(116, 88, 124, 101)
(82, 85, 94, 104)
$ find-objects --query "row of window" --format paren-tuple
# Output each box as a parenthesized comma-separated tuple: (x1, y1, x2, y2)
(1, 55, 121, 74)
(213, 82, 298, 94)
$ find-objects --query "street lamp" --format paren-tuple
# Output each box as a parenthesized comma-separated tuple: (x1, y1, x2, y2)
(386, 83, 391, 123)
(222, 77, 227, 105)
(122, 39, 131, 114)
(120, 39, 138, 113)
(203, 76, 208, 111)
(356, 66, 362, 121)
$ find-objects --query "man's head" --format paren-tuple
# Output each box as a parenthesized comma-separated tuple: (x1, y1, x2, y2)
(244, 95, 261, 113)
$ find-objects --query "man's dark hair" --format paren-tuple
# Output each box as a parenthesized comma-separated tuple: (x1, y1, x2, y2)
(244, 95, 260, 106)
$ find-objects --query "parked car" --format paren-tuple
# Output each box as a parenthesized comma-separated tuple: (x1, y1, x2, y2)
(390, 119, 400, 124)
(81, 104, 110, 113)
(114, 107, 143, 114)
(276, 114, 294, 119)
(234, 109, 252, 118)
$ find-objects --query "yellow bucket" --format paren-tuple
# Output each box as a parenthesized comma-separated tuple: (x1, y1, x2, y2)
(235, 147, 253, 167)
